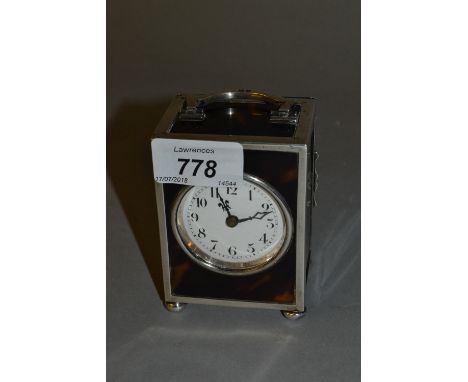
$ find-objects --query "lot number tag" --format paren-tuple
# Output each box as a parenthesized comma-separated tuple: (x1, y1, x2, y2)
(151, 138, 244, 187)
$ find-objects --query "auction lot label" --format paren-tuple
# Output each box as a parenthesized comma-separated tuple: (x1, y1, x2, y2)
(151, 138, 244, 186)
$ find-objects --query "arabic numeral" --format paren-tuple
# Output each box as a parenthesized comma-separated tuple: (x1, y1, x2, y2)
(191, 159, 204, 175)
(210, 187, 220, 198)
(191, 212, 199, 222)
(247, 243, 255, 253)
(204, 160, 217, 178)
(259, 233, 267, 244)
(198, 228, 206, 238)
(210, 240, 218, 251)
(261, 203, 271, 210)
(196, 198, 207, 208)
(228, 246, 237, 256)
(178, 158, 190, 175)
(177, 158, 218, 179)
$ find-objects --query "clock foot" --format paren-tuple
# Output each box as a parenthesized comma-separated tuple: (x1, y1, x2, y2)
(164, 301, 186, 313)
(281, 308, 306, 320)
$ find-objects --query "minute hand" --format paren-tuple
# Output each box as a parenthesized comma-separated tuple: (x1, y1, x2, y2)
(237, 211, 273, 223)
(217, 195, 232, 217)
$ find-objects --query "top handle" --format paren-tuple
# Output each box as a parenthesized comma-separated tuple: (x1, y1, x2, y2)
(178, 90, 299, 125)
(198, 91, 285, 108)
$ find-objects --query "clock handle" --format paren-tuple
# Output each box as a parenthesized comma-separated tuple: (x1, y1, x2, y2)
(179, 90, 299, 125)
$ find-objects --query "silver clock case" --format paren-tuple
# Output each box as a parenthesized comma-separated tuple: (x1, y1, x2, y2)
(153, 92, 315, 313)
(171, 174, 294, 276)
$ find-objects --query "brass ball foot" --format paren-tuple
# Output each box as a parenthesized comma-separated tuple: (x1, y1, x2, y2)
(281, 308, 306, 320)
(164, 301, 186, 313)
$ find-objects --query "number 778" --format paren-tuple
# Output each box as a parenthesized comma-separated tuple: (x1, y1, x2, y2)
(177, 158, 217, 178)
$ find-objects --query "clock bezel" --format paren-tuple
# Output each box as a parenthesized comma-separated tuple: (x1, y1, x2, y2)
(170, 174, 294, 276)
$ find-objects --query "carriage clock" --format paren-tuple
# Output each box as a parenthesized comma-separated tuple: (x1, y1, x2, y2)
(151, 90, 317, 319)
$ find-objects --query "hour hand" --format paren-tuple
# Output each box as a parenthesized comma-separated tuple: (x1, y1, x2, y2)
(217, 195, 232, 217)
(237, 210, 272, 223)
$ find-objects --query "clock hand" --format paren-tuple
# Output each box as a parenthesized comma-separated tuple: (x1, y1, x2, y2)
(219, 195, 240, 228)
(217, 195, 232, 217)
(237, 210, 273, 223)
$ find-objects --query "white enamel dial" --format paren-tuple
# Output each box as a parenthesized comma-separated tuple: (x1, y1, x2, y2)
(171, 175, 293, 275)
